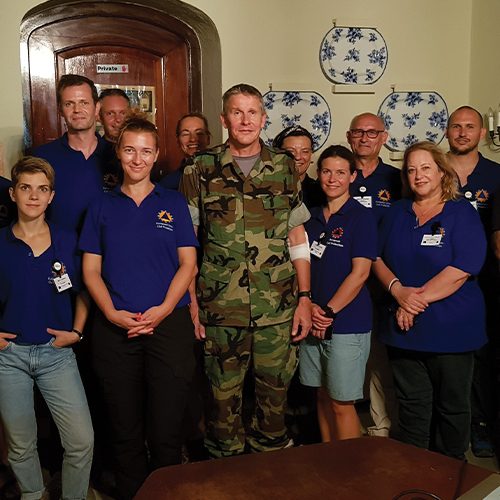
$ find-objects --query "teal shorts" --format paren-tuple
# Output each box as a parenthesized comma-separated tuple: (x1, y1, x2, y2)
(299, 332, 371, 401)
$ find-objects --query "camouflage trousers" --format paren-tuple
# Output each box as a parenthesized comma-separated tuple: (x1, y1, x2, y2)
(203, 322, 298, 457)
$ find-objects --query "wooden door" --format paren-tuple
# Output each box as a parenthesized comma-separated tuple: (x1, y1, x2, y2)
(22, 3, 202, 176)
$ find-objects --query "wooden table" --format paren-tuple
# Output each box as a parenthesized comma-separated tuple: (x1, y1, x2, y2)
(134, 437, 496, 500)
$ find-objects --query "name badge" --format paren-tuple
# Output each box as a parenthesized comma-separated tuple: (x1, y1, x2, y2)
(310, 240, 326, 258)
(421, 234, 442, 246)
(51, 260, 72, 293)
(54, 274, 73, 292)
(354, 196, 372, 208)
(470, 200, 478, 210)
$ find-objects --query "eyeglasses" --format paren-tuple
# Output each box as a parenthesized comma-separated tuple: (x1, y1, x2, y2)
(349, 129, 385, 139)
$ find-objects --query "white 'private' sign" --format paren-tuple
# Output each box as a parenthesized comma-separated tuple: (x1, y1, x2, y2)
(97, 64, 129, 74)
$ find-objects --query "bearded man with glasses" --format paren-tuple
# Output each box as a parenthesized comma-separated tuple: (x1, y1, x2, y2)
(346, 112, 402, 440)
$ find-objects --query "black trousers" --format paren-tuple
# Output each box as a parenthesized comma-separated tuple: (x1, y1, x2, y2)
(471, 277, 500, 427)
(387, 346, 473, 461)
(92, 306, 196, 500)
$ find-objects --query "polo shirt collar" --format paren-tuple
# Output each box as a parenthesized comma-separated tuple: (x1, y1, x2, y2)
(60, 132, 107, 157)
(5, 221, 17, 244)
(405, 198, 452, 217)
(310, 196, 357, 223)
(5, 218, 55, 244)
(470, 153, 486, 176)
(356, 158, 384, 179)
(112, 183, 163, 199)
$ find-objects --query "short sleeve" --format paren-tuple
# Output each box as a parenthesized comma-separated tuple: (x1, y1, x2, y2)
(171, 191, 199, 248)
(179, 158, 201, 226)
(289, 203, 311, 230)
(351, 207, 378, 261)
(450, 201, 486, 275)
(79, 198, 103, 256)
(288, 164, 311, 229)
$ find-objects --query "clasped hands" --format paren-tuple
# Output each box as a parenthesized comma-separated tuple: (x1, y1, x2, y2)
(107, 305, 170, 338)
(391, 282, 428, 331)
(309, 303, 334, 339)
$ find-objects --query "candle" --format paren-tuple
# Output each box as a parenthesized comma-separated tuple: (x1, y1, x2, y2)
(488, 108, 494, 132)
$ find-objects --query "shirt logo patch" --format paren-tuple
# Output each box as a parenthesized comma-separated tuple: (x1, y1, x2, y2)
(378, 189, 390, 202)
(476, 189, 489, 203)
(103, 173, 118, 192)
(157, 210, 174, 231)
(158, 211, 173, 223)
(328, 227, 344, 248)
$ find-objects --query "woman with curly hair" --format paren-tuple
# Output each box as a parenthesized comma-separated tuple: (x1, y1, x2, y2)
(373, 141, 487, 460)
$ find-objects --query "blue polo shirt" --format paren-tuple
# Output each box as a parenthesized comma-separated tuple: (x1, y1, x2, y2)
(79, 183, 198, 313)
(0, 177, 14, 229)
(305, 197, 377, 334)
(350, 159, 402, 226)
(160, 160, 186, 191)
(459, 153, 500, 288)
(34, 133, 115, 233)
(0, 222, 81, 344)
(377, 198, 487, 353)
(458, 153, 500, 236)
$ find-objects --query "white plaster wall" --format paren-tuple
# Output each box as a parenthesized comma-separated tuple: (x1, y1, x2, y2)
(0, 0, 476, 176)
(470, 0, 500, 161)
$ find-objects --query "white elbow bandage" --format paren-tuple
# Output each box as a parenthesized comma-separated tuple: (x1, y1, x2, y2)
(289, 233, 311, 262)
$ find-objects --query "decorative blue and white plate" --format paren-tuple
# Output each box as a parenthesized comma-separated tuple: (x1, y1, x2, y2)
(320, 27, 388, 85)
(377, 91, 449, 152)
(261, 91, 331, 150)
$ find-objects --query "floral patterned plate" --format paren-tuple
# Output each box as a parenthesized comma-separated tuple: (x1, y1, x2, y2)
(261, 91, 331, 150)
(377, 91, 449, 152)
(320, 27, 388, 85)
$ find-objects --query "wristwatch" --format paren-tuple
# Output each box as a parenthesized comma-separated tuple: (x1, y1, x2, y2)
(323, 306, 337, 320)
(297, 291, 312, 300)
(72, 329, 84, 342)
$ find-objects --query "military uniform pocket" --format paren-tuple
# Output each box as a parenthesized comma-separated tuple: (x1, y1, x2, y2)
(204, 195, 237, 240)
(197, 261, 234, 320)
(260, 195, 291, 239)
(258, 260, 297, 315)
(266, 260, 296, 283)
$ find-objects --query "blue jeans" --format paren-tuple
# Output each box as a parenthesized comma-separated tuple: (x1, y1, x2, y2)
(0, 340, 94, 500)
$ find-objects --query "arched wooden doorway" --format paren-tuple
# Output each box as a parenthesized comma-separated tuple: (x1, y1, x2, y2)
(21, 0, 221, 175)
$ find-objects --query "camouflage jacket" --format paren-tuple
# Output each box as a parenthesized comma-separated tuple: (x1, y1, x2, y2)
(180, 140, 309, 327)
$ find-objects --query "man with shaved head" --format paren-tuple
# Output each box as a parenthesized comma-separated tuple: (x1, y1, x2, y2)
(346, 112, 402, 438)
(447, 106, 500, 458)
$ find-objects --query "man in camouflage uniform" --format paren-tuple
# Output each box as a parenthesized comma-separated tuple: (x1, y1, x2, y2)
(180, 84, 312, 458)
